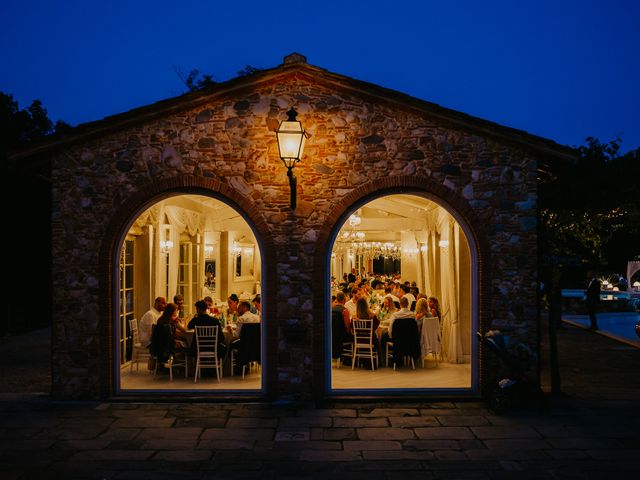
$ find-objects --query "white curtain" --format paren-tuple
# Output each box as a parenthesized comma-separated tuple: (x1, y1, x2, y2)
(440, 220, 464, 363)
(153, 206, 166, 298)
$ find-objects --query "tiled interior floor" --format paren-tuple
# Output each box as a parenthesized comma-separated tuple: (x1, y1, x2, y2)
(119, 358, 471, 392)
(120, 362, 261, 391)
(332, 359, 472, 390)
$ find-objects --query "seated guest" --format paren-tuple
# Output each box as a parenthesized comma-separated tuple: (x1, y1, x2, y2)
(414, 298, 433, 330)
(173, 294, 185, 318)
(139, 296, 166, 346)
(227, 293, 239, 319)
(380, 296, 413, 359)
(251, 294, 261, 316)
(380, 295, 397, 323)
(344, 288, 360, 317)
(384, 284, 400, 306)
(228, 300, 260, 341)
(331, 291, 352, 360)
(400, 285, 416, 311)
(156, 302, 188, 351)
(203, 296, 215, 315)
(149, 302, 185, 366)
(355, 297, 381, 355)
(188, 300, 226, 359)
(428, 296, 442, 323)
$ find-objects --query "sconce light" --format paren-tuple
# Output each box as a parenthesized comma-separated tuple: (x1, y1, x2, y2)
(204, 244, 214, 258)
(403, 247, 419, 257)
(275, 108, 309, 210)
(232, 243, 242, 257)
(160, 240, 174, 255)
(438, 240, 450, 248)
(420, 244, 428, 253)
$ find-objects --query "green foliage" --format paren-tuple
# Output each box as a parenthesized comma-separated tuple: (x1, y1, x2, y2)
(540, 137, 640, 277)
(1, 92, 69, 155)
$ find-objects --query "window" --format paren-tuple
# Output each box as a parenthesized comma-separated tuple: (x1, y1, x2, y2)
(119, 239, 135, 365)
(177, 240, 199, 317)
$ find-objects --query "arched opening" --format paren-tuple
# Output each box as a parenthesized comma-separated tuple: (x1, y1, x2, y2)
(328, 193, 478, 393)
(115, 193, 263, 393)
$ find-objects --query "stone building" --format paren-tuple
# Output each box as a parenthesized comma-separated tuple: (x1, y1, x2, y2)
(13, 53, 574, 400)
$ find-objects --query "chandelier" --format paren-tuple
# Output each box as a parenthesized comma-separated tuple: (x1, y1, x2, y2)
(334, 240, 401, 261)
(341, 230, 365, 241)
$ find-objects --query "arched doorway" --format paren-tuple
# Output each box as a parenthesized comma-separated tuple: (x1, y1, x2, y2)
(327, 193, 478, 394)
(114, 193, 264, 393)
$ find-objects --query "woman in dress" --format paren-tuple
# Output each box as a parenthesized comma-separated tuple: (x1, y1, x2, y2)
(414, 298, 432, 328)
(157, 302, 188, 351)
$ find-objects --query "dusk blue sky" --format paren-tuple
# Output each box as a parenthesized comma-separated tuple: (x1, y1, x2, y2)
(2, 0, 639, 153)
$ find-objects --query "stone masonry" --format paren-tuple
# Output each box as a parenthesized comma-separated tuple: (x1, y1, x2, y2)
(45, 56, 572, 399)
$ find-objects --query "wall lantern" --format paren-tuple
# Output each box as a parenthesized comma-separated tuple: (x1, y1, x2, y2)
(160, 240, 174, 255)
(438, 239, 450, 248)
(276, 108, 309, 209)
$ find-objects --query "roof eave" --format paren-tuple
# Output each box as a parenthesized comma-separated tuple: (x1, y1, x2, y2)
(8, 61, 576, 162)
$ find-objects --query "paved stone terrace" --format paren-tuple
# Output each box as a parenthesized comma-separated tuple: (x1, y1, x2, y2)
(1, 321, 639, 479)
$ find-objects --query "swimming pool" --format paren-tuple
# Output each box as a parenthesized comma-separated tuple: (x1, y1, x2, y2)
(563, 312, 640, 347)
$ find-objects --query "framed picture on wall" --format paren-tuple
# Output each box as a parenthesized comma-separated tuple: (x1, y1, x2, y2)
(205, 260, 216, 288)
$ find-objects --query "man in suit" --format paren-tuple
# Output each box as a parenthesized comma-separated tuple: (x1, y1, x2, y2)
(586, 273, 601, 330)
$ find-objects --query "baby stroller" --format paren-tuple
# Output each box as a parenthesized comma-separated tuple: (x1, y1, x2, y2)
(477, 330, 542, 413)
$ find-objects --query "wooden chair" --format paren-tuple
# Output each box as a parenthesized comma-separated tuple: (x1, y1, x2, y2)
(352, 319, 378, 371)
(128, 319, 150, 372)
(194, 325, 222, 383)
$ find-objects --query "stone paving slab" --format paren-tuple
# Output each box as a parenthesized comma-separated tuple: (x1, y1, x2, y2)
(0, 323, 639, 478)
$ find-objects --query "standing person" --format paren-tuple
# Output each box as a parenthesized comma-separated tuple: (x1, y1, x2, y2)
(348, 268, 357, 284)
(139, 296, 166, 346)
(618, 275, 628, 292)
(586, 273, 601, 330)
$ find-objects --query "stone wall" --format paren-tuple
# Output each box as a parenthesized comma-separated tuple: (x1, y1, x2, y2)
(51, 70, 538, 399)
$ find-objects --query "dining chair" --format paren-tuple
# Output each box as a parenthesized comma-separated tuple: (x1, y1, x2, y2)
(390, 316, 420, 370)
(230, 322, 261, 379)
(165, 350, 188, 382)
(194, 325, 222, 383)
(128, 319, 150, 373)
(352, 319, 378, 371)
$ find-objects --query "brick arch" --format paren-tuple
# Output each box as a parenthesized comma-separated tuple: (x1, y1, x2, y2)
(97, 174, 277, 398)
(311, 174, 492, 398)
